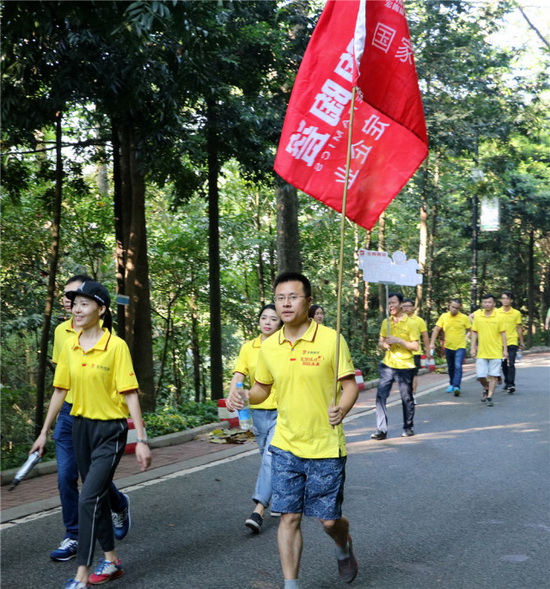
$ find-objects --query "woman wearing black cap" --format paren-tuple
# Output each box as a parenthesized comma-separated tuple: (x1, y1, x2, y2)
(31, 280, 152, 589)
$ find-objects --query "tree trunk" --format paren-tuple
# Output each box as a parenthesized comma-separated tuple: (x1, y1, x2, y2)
(35, 114, 63, 437)
(207, 100, 224, 401)
(276, 179, 302, 274)
(113, 123, 155, 412)
(527, 228, 535, 347)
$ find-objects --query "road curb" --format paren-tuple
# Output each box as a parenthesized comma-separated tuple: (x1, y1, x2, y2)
(0, 420, 230, 487)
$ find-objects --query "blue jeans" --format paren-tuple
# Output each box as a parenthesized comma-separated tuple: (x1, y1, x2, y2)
(52, 402, 79, 540)
(444, 348, 466, 389)
(52, 403, 129, 540)
(375, 363, 415, 433)
(502, 345, 518, 387)
(251, 409, 277, 508)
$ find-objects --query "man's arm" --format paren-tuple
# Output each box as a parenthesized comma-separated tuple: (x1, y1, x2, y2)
(226, 381, 272, 410)
(386, 335, 419, 352)
(501, 331, 508, 359)
(470, 330, 478, 358)
(429, 325, 442, 352)
(329, 375, 359, 426)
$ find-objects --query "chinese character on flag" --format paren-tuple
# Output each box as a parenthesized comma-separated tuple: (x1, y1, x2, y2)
(274, 0, 428, 230)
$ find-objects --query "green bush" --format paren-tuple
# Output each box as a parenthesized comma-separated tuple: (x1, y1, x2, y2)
(143, 401, 219, 438)
(0, 395, 219, 471)
(1, 385, 55, 471)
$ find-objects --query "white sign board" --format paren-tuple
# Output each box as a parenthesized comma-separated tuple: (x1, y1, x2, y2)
(358, 249, 423, 287)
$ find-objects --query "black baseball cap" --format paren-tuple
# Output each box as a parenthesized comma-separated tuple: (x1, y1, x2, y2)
(65, 281, 111, 308)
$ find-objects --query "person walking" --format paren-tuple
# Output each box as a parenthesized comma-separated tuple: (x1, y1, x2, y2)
(371, 292, 420, 440)
(31, 281, 152, 589)
(49, 275, 132, 562)
(227, 272, 359, 588)
(429, 298, 471, 397)
(228, 303, 282, 533)
(470, 293, 508, 407)
(497, 291, 524, 394)
(401, 298, 430, 402)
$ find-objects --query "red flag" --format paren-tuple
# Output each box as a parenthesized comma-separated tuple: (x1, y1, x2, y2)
(274, 0, 428, 230)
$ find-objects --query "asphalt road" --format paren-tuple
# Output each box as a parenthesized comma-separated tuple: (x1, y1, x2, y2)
(1, 358, 549, 589)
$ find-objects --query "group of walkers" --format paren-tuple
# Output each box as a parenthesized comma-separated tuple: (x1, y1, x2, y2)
(33, 270, 526, 589)
(371, 290, 524, 440)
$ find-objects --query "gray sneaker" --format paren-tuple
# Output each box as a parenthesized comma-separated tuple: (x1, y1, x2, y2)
(337, 535, 358, 584)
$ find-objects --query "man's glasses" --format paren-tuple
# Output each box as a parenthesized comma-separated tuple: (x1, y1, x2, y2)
(274, 295, 306, 303)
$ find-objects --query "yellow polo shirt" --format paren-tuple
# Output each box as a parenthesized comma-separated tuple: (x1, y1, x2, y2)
(54, 328, 139, 420)
(471, 310, 506, 359)
(254, 321, 355, 459)
(380, 314, 420, 369)
(233, 335, 277, 410)
(496, 307, 522, 346)
(408, 315, 427, 356)
(435, 312, 471, 350)
(53, 319, 78, 403)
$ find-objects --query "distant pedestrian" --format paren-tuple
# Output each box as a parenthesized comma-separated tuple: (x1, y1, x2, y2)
(227, 272, 359, 588)
(401, 298, 431, 402)
(308, 304, 325, 324)
(497, 291, 524, 394)
(31, 280, 151, 589)
(470, 293, 508, 407)
(429, 298, 471, 397)
(228, 304, 282, 533)
(49, 275, 132, 563)
(371, 292, 420, 440)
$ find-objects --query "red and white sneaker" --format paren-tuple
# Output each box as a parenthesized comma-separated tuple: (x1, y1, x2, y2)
(88, 558, 124, 585)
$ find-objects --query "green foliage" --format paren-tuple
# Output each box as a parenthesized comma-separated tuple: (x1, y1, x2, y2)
(142, 401, 219, 438)
(0, 385, 55, 471)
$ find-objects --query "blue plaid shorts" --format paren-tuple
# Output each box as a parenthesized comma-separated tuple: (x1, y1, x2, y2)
(269, 445, 346, 520)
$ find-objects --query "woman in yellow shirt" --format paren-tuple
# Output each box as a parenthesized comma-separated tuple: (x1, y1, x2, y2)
(228, 304, 281, 533)
(31, 281, 151, 589)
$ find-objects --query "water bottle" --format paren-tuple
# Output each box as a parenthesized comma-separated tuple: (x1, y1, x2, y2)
(235, 382, 253, 431)
(516, 349, 522, 362)
(10, 450, 41, 490)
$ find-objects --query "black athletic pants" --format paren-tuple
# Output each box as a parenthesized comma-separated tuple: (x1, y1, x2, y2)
(73, 416, 128, 567)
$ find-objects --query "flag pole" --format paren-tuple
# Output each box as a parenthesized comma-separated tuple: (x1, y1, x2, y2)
(333, 86, 358, 407)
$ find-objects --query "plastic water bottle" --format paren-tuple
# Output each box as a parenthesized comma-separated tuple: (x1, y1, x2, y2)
(236, 382, 253, 431)
(10, 450, 41, 490)
(516, 349, 522, 362)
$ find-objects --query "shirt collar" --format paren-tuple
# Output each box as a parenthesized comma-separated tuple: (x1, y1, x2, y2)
(278, 319, 318, 345)
(73, 328, 112, 352)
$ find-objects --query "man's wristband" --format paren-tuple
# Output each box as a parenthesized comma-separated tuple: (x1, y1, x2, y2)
(136, 438, 149, 445)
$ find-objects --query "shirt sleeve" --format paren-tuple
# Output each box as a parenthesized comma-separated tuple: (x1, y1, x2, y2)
(436, 314, 445, 329)
(114, 340, 139, 393)
(233, 342, 250, 376)
(53, 342, 72, 390)
(254, 346, 274, 386)
(408, 320, 420, 341)
(337, 335, 355, 379)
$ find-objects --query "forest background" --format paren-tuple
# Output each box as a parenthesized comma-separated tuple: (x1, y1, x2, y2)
(2, 0, 549, 469)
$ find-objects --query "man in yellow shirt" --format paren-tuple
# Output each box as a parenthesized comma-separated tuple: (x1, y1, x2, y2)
(497, 291, 524, 394)
(429, 298, 471, 397)
(371, 292, 420, 440)
(470, 293, 508, 407)
(227, 272, 359, 589)
(401, 298, 431, 402)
